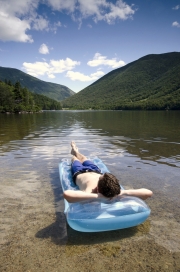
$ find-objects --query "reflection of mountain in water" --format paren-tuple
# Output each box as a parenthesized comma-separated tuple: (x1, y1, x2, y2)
(68, 110, 180, 167)
(0, 110, 179, 167)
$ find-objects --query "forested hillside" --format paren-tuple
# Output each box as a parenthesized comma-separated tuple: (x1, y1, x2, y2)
(0, 67, 75, 101)
(63, 52, 180, 110)
(0, 80, 62, 113)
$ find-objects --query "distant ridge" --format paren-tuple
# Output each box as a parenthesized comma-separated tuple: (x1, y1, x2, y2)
(63, 52, 180, 110)
(0, 67, 75, 101)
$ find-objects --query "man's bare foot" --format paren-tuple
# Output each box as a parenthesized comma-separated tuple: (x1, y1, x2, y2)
(71, 141, 78, 155)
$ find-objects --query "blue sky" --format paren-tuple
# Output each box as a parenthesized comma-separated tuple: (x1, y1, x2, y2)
(0, 0, 179, 93)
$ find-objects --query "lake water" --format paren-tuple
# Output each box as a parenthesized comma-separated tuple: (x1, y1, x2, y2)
(0, 110, 180, 271)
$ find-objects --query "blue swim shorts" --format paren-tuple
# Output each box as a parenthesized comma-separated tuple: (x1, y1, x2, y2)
(71, 160, 102, 183)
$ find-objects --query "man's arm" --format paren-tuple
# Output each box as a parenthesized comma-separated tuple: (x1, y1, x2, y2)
(119, 188, 153, 200)
(63, 188, 153, 203)
(63, 190, 99, 203)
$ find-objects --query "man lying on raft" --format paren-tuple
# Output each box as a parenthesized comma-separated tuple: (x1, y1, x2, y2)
(63, 141, 153, 203)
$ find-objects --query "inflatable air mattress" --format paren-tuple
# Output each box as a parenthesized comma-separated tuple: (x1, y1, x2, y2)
(59, 158, 151, 232)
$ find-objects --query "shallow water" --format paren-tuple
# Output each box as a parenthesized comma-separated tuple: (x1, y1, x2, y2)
(0, 110, 180, 271)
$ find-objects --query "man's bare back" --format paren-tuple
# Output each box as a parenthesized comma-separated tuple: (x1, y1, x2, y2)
(76, 172, 102, 193)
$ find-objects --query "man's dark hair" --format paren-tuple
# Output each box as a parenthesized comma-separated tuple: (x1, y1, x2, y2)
(98, 172, 121, 198)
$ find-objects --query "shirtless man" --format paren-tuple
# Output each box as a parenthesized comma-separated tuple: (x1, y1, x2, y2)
(63, 142, 153, 203)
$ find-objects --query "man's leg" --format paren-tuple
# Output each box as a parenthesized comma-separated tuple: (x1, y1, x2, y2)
(71, 141, 102, 178)
(71, 141, 87, 163)
(71, 142, 88, 183)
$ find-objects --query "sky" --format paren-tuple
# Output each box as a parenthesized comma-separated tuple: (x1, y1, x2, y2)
(0, 0, 180, 93)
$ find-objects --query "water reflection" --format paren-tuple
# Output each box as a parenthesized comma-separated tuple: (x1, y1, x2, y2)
(0, 111, 179, 167)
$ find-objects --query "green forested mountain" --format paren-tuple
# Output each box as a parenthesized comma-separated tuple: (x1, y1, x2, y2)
(63, 52, 180, 110)
(0, 67, 75, 101)
(0, 80, 62, 113)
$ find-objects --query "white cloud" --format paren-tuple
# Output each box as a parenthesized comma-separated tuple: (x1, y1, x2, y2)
(49, 58, 80, 73)
(77, 0, 105, 19)
(46, 0, 76, 12)
(32, 15, 49, 31)
(0, 0, 136, 42)
(172, 21, 180, 28)
(23, 61, 50, 77)
(23, 58, 80, 78)
(66, 70, 105, 81)
(0, 0, 39, 42)
(87, 53, 126, 68)
(78, 0, 136, 24)
(0, 11, 33, 42)
(48, 74, 55, 78)
(39, 44, 49, 54)
(50, 21, 62, 33)
(172, 5, 180, 10)
(104, 0, 135, 23)
(78, 0, 135, 23)
(0, 0, 38, 17)
(0, 0, 58, 42)
(47, 0, 136, 25)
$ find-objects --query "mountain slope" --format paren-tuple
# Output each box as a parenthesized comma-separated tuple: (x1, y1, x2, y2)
(63, 52, 180, 110)
(0, 67, 75, 101)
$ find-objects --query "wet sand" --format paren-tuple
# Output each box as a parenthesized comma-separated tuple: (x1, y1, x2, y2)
(1, 175, 180, 272)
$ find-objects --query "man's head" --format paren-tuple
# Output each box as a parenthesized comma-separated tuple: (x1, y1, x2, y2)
(97, 173, 121, 198)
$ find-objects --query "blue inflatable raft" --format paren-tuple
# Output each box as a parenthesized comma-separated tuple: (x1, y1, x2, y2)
(59, 158, 151, 232)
